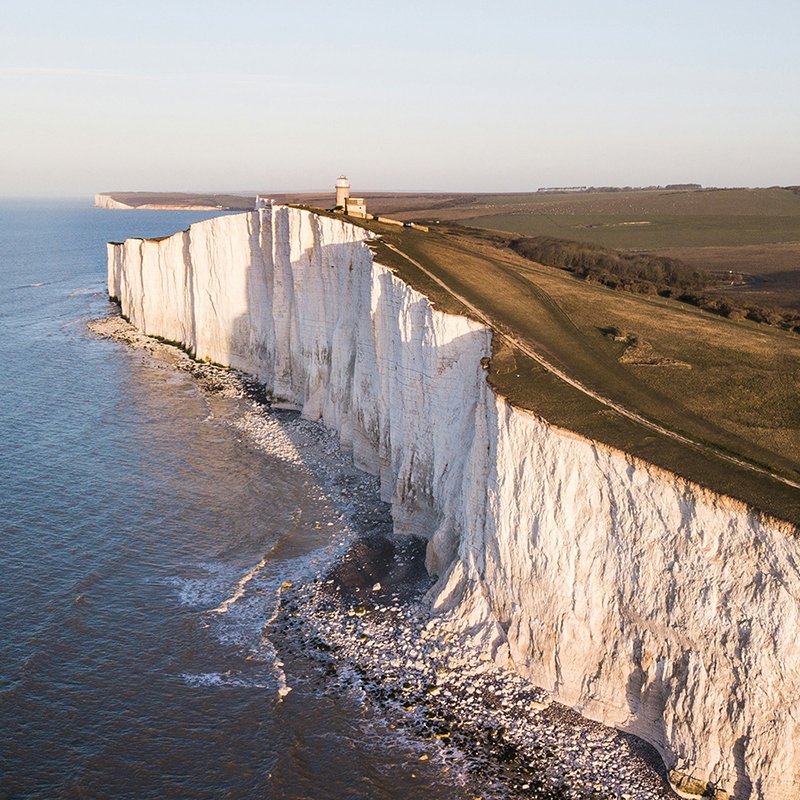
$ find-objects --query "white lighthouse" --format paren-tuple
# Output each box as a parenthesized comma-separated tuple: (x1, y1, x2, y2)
(335, 174, 368, 218)
(335, 175, 350, 208)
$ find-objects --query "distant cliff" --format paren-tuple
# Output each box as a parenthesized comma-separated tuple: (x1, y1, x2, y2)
(108, 206, 800, 799)
(95, 193, 134, 209)
(94, 192, 243, 210)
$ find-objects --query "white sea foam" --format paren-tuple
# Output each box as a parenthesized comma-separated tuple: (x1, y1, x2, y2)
(197, 398, 382, 702)
(167, 561, 243, 608)
(181, 671, 272, 690)
(208, 555, 269, 615)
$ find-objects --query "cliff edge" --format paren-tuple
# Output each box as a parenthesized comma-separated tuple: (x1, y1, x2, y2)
(108, 206, 800, 799)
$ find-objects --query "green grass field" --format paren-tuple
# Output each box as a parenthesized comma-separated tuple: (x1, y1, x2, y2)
(400, 187, 800, 317)
(457, 212, 800, 249)
(442, 188, 800, 249)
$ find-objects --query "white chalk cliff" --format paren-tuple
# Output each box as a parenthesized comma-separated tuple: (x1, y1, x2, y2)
(95, 193, 133, 209)
(108, 206, 800, 799)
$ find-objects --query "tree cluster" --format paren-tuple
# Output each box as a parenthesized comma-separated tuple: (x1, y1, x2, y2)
(509, 236, 709, 290)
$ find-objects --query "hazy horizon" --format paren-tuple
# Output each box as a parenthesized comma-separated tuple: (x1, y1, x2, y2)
(2, 0, 798, 198)
(7, 183, 796, 204)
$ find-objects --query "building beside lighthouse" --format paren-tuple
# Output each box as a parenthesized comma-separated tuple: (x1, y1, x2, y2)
(334, 174, 367, 219)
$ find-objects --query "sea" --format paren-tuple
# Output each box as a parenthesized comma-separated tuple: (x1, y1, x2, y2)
(0, 200, 465, 799)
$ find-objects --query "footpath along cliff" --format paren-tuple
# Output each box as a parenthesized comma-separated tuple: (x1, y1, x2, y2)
(108, 205, 800, 799)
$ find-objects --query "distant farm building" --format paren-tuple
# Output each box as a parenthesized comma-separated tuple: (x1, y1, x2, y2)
(537, 186, 587, 194)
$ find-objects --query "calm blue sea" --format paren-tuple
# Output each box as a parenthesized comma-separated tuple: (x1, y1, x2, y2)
(0, 201, 459, 799)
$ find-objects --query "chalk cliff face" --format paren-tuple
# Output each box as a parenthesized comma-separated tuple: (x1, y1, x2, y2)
(109, 206, 800, 799)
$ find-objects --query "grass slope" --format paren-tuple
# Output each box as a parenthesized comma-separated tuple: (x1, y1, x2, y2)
(353, 217, 800, 526)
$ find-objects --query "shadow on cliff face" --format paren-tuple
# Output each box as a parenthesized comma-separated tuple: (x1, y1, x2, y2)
(625, 643, 670, 765)
(733, 736, 753, 798)
(228, 207, 381, 405)
(229, 206, 490, 578)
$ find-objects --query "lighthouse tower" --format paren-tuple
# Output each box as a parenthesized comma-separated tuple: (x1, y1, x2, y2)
(335, 175, 350, 208)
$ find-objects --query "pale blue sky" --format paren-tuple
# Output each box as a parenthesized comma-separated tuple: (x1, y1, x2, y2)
(1, 0, 798, 196)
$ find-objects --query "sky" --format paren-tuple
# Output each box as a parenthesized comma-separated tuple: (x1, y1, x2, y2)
(1, 0, 798, 196)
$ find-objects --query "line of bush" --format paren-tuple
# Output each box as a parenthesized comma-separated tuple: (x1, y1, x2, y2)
(507, 234, 800, 334)
(509, 236, 710, 291)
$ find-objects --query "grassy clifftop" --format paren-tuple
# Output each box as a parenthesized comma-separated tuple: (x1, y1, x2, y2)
(351, 216, 800, 526)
